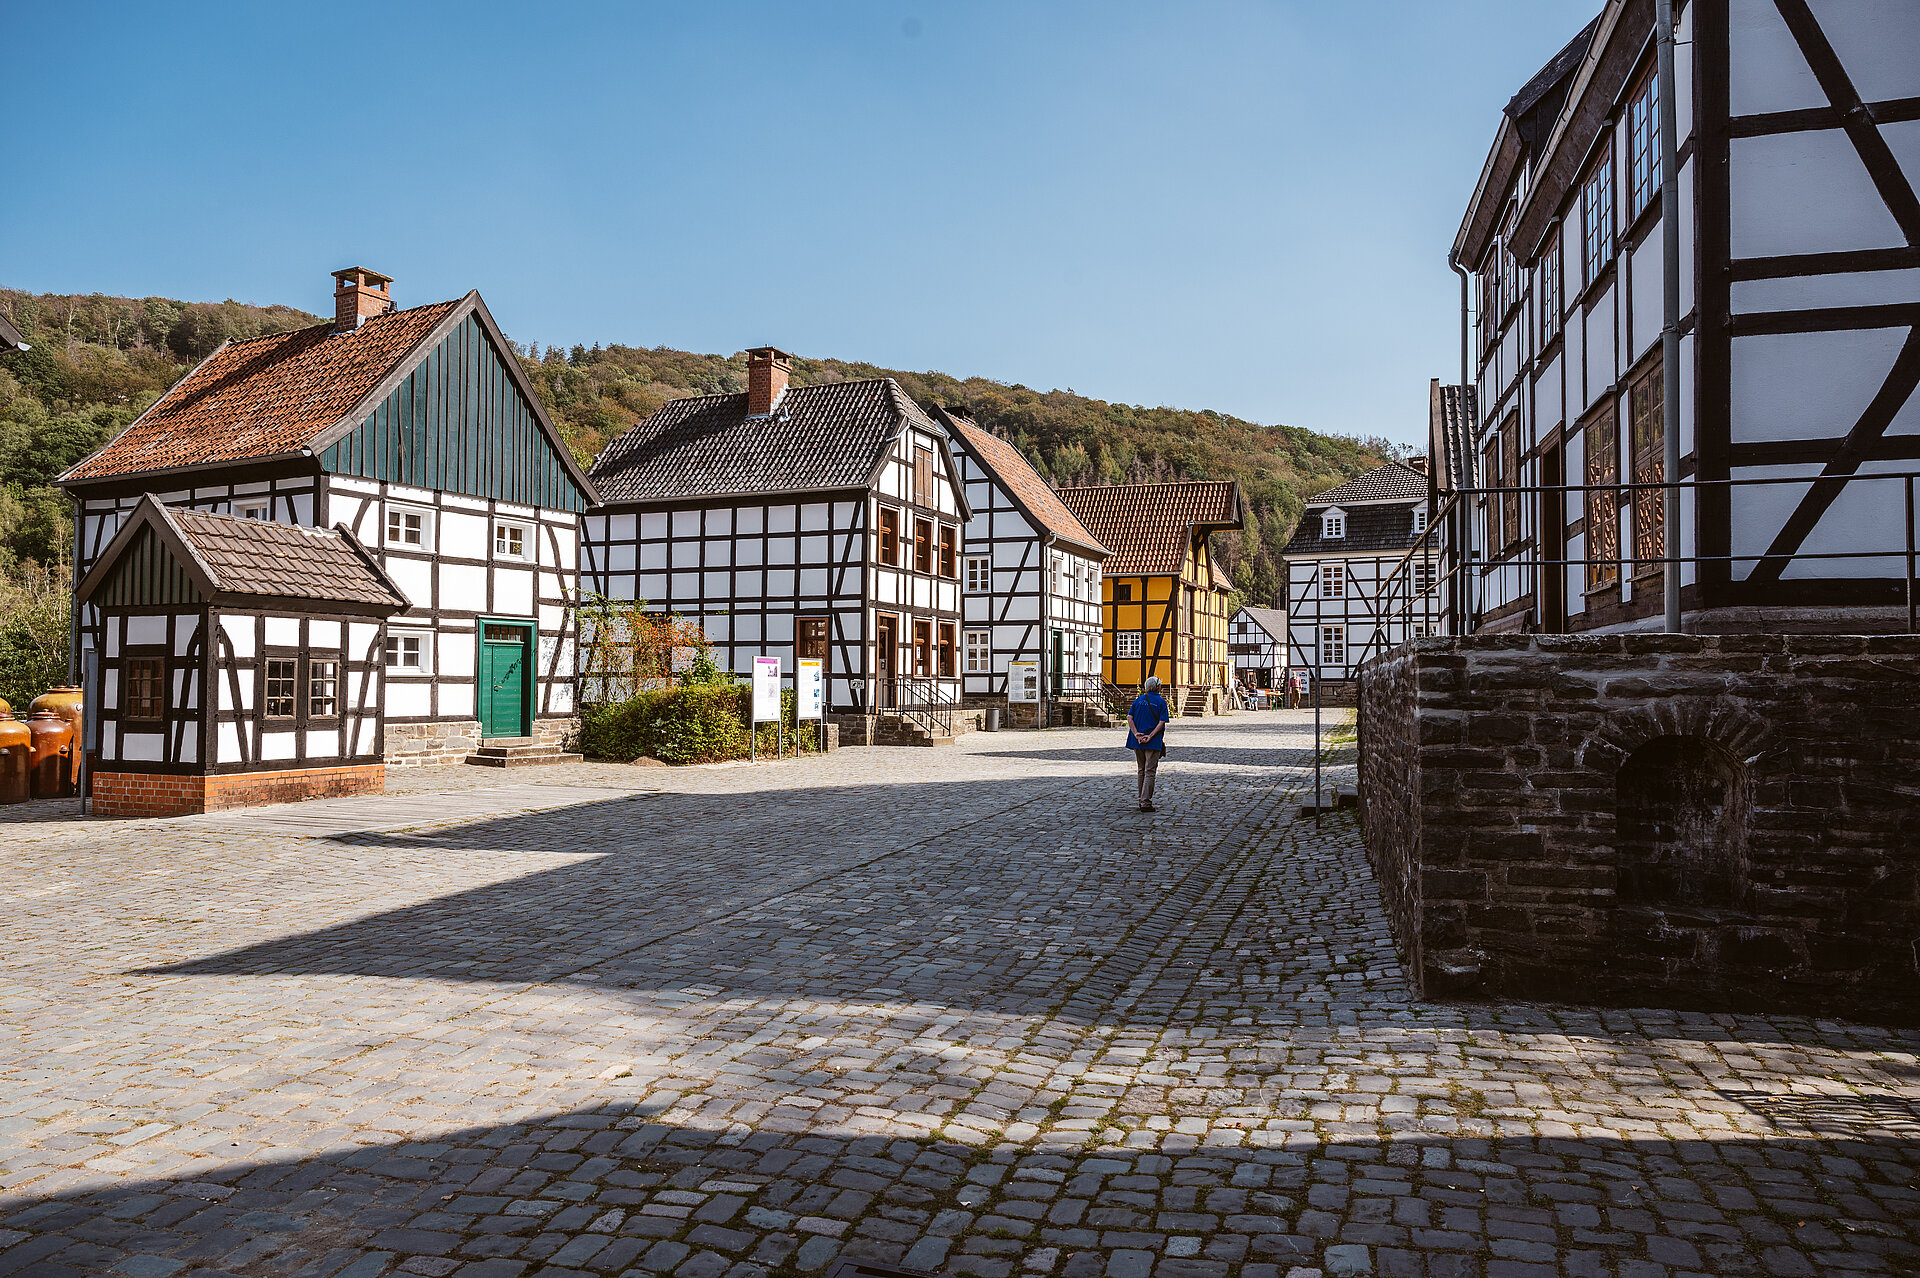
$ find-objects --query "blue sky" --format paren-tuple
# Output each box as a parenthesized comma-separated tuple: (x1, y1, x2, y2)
(2, 2, 1598, 448)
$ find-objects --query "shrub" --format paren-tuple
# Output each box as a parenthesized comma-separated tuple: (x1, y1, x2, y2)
(581, 682, 821, 765)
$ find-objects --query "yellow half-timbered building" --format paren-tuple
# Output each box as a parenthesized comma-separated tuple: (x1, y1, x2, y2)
(1057, 481, 1242, 715)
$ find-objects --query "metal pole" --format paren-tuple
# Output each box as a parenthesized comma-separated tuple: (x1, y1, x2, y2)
(1658, 0, 1684, 633)
(1906, 476, 1916, 634)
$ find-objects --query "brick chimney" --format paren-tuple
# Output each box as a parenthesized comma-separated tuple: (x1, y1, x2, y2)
(1406, 455, 1429, 474)
(746, 346, 792, 416)
(332, 267, 394, 334)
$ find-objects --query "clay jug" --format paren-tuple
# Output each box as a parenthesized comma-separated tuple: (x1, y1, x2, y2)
(0, 696, 11, 717)
(26, 710, 73, 799)
(30, 686, 84, 788)
(0, 713, 29, 805)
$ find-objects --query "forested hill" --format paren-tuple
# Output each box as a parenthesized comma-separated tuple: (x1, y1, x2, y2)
(0, 288, 1393, 608)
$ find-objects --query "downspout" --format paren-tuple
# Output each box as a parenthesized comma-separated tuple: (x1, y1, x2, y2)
(1449, 255, 1474, 633)
(1657, 0, 1684, 632)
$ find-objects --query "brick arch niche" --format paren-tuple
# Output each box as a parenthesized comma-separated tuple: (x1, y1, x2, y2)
(1614, 734, 1751, 909)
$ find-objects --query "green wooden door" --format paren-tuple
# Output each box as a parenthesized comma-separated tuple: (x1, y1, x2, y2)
(478, 621, 532, 738)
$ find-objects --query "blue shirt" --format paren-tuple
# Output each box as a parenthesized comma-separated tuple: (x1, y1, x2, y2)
(1124, 692, 1170, 752)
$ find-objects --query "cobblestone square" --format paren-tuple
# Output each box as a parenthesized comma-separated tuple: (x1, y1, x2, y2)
(3, 713, 1917, 1278)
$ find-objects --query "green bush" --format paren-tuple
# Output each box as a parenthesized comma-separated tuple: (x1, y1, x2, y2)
(581, 682, 821, 765)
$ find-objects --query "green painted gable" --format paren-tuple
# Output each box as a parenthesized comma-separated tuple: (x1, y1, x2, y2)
(97, 523, 204, 609)
(319, 313, 588, 512)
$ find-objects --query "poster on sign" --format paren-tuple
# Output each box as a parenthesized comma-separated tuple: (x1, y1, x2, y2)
(797, 659, 824, 720)
(1008, 661, 1040, 703)
(752, 656, 781, 722)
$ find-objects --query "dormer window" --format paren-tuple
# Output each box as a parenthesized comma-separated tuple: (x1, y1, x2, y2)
(1414, 506, 1429, 535)
(1322, 510, 1346, 539)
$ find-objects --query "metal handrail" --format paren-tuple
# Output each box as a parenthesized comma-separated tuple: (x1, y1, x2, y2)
(881, 675, 959, 736)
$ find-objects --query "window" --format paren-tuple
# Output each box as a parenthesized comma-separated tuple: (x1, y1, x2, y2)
(797, 616, 829, 660)
(1581, 146, 1616, 286)
(965, 630, 991, 673)
(1585, 405, 1621, 589)
(1627, 68, 1661, 220)
(1629, 358, 1666, 572)
(878, 507, 900, 566)
(125, 658, 164, 721)
(939, 526, 958, 579)
(1321, 562, 1345, 599)
(1321, 511, 1345, 539)
(1413, 506, 1429, 535)
(1483, 435, 1503, 548)
(1115, 583, 1133, 604)
(265, 658, 297, 718)
(937, 622, 956, 677)
(914, 448, 934, 507)
(385, 632, 429, 672)
(308, 661, 338, 718)
(1117, 631, 1142, 659)
(1414, 560, 1437, 596)
(386, 506, 429, 548)
(1320, 625, 1346, 667)
(494, 521, 529, 560)
(1051, 554, 1064, 597)
(912, 619, 933, 676)
(965, 555, 991, 593)
(1540, 229, 1563, 345)
(235, 500, 270, 521)
(1502, 415, 1521, 548)
(913, 518, 933, 574)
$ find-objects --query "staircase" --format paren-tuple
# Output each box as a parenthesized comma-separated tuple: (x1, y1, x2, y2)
(465, 737, 584, 768)
(1180, 686, 1210, 718)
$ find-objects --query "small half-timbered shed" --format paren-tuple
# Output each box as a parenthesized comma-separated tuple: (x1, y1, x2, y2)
(1280, 462, 1433, 690)
(584, 348, 970, 722)
(935, 409, 1109, 709)
(1056, 481, 1242, 715)
(1228, 606, 1288, 689)
(73, 496, 408, 816)
(57, 268, 596, 766)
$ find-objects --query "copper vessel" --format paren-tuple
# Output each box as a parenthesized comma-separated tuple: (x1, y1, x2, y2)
(0, 713, 29, 805)
(26, 710, 73, 799)
(30, 686, 84, 788)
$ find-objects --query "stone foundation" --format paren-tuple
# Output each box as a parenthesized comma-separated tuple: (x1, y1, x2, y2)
(1357, 634, 1920, 1025)
(93, 764, 385, 818)
(384, 716, 580, 767)
(830, 709, 985, 745)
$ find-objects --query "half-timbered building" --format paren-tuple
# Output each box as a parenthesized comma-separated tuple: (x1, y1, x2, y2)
(1280, 462, 1433, 691)
(583, 348, 970, 730)
(1451, 0, 1920, 636)
(935, 409, 1109, 712)
(57, 268, 597, 766)
(1227, 606, 1288, 689)
(73, 495, 409, 816)
(1056, 481, 1241, 716)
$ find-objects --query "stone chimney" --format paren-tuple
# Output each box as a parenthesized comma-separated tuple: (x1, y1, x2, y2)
(332, 267, 394, 334)
(746, 346, 792, 416)
(1406, 455, 1429, 474)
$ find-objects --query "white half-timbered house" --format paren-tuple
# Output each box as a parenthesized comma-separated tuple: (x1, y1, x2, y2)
(1227, 606, 1288, 689)
(72, 496, 409, 816)
(934, 409, 1109, 706)
(58, 268, 597, 768)
(1450, 0, 1920, 635)
(1281, 462, 1434, 687)
(583, 348, 970, 720)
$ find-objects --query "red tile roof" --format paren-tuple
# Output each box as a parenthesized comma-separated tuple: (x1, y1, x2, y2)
(1055, 481, 1241, 577)
(61, 300, 460, 483)
(944, 414, 1108, 558)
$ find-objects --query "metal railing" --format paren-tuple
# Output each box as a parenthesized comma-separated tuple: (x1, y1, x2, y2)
(1049, 672, 1106, 702)
(879, 675, 960, 736)
(1370, 470, 1920, 644)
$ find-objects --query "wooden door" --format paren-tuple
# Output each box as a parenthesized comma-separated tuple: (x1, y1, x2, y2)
(1540, 444, 1567, 633)
(875, 613, 897, 708)
(479, 621, 532, 738)
(1050, 629, 1064, 694)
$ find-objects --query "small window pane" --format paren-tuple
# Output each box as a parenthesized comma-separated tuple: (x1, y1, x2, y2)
(126, 658, 164, 720)
(495, 523, 526, 558)
(265, 658, 296, 718)
(309, 662, 338, 718)
(385, 635, 424, 670)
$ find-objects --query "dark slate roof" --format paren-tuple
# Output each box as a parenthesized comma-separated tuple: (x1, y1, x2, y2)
(1507, 16, 1601, 123)
(75, 495, 409, 612)
(1281, 502, 1423, 558)
(1234, 606, 1287, 641)
(1303, 462, 1429, 507)
(939, 410, 1108, 559)
(590, 377, 934, 503)
(1430, 383, 1479, 493)
(1055, 481, 1241, 577)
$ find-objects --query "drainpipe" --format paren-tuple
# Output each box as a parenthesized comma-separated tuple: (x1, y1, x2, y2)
(1658, 0, 1683, 632)
(1449, 256, 1473, 635)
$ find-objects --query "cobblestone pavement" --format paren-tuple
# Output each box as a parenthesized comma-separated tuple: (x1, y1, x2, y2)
(3, 712, 1918, 1278)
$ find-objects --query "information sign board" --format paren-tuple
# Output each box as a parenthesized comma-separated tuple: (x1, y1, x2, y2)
(1008, 661, 1040, 703)
(752, 656, 781, 722)
(796, 658, 824, 720)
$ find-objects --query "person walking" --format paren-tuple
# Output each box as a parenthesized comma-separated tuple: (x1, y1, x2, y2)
(1125, 675, 1171, 811)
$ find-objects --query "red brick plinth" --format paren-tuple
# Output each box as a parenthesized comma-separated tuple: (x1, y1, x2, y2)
(91, 765, 385, 818)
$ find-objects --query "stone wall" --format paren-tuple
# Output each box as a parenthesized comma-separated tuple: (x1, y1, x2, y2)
(1357, 634, 1920, 1026)
(384, 716, 580, 767)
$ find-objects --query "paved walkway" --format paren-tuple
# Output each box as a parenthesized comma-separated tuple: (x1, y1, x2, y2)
(2, 713, 1917, 1278)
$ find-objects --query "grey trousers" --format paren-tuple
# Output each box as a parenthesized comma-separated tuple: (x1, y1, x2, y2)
(1134, 749, 1161, 804)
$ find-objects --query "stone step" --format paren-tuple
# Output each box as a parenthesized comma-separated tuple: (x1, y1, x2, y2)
(480, 736, 537, 748)
(465, 750, 584, 769)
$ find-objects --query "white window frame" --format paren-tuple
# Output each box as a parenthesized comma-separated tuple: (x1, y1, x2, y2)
(965, 555, 991, 593)
(1413, 506, 1428, 534)
(1117, 631, 1142, 659)
(385, 629, 433, 675)
(385, 504, 434, 550)
(1051, 554, 1064, 598)
(1321, 562, 1345, 599)
(1322, 510, 1345, 539)
(1320, 624, 1346, 667)
(235, 499, 271, 521)
(964, 629, 991, 673)
(493, 519, 532, 562)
